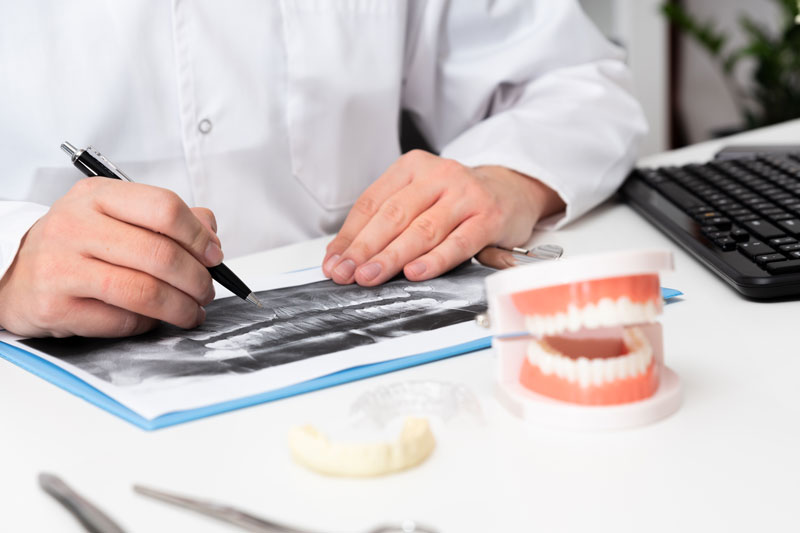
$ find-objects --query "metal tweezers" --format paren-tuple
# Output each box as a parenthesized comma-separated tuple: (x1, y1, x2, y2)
(133, 485, 310, 533)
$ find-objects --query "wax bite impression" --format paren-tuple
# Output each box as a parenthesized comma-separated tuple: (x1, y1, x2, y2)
(288, 417, 435, 477)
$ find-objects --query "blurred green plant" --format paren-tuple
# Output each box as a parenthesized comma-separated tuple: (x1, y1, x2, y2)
(662, 0, 800, 130)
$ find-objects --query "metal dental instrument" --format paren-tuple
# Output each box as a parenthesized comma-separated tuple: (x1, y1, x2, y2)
(39, 473, 127, 533)
(504, 243, 564, 263)
(134, 484, 437, 533)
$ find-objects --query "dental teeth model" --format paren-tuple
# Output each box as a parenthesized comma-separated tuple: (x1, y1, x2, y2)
(485, 250, 682, 429)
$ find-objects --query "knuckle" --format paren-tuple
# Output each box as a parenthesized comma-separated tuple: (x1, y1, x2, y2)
(353, 195, 379, 218)
(463, 179, 489, 201)
(69, 177, 101, 196)
(449, 232, 473, 255)
(426, 249, 447, 272)
(403, 149, 428, 164)
(148, 237, 180, 272)
(437, 158, 464, 179)
(35, 215, 62, 242)
(326, 236, 350, 255)
(117, 313, 144, 337)
(379, 200, 406, 225)
(379, 247, 399, 268)
(33, 296, 65, 327)
(135, 278, 163, 307)
(351, 240, 374, 261)
(156, 189, 184, 228)
(412, 216, 438, 242)
(115, 273, 162, 309)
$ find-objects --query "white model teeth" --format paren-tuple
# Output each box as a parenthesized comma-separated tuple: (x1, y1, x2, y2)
(526, 328, 653, 388)
(523, 297, 660, 337)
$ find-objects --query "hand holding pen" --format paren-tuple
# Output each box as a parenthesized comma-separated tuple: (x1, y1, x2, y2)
(0, 143, 258, 338)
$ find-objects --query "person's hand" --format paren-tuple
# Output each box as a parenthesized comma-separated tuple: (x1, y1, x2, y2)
(0, 178, 223, 338)
(322, 150, 565, 286)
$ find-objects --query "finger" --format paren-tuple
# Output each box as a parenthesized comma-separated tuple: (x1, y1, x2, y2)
(330, 181, 444, 284)
(81, 213, 214, 306)
(404, 217, 489, 281)
(81, 179, 224, 267)
(323, 150, 439, 274)
(352, 197, 469, 286)
(61, 298, 158, 338)
(190, 207, 220, 244)
(475, 246, 517, 270)
(70, 257, 206, 329)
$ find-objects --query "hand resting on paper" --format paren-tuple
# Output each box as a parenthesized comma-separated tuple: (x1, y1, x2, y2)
(322, 150, 565, 285)
(0, 178, 222, 337)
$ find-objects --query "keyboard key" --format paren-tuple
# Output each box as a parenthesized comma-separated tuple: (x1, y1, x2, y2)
(743, 220, 784, 240)
(778, 219, 800, 235)
(714, 237, 737, 251)
(730, 228, 750, 242)
(656, 183, 703, 211)
(693, 210, 723, 222)
(770, 236, 797, 246)
(771, 213, 794, 221)
(780, 243, 800, 252)
(738, 241, 775, 258)
(756, 253, 786, 265)
(702, 228, 727, 240)
(698, 216, 728, 228)
(790, 251, 800, 259)
(766, 260, 800, 274)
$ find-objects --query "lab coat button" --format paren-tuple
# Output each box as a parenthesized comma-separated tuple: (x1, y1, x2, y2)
(198, 118, 213, 134)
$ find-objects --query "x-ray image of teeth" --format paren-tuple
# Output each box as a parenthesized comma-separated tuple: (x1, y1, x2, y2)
(21, 263, 491, 387)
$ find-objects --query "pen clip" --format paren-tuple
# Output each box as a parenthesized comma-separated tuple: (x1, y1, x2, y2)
(85, 146, 134, 182)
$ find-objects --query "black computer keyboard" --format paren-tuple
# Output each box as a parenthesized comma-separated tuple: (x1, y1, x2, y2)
(621, 153, 800, 299)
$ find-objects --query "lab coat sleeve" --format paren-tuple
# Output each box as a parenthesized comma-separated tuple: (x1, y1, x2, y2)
(0, 202, 48, 281)
(401, 0, 648, 228)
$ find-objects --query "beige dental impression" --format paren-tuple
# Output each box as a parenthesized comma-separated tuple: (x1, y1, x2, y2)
(288, 416, 435, 477)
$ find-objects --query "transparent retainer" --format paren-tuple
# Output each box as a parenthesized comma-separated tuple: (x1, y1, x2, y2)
(484, 250, 682, 430)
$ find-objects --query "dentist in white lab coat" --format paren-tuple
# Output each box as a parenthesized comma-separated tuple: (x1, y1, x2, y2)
(0, 1, 646, 338)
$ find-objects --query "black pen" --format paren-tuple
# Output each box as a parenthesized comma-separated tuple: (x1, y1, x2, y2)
(60, 141, 262, 307)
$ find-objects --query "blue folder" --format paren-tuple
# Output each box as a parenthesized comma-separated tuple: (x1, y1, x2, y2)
(0, 287, 681, 431)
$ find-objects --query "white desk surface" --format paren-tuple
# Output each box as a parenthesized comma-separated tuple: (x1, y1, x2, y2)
(4, 121, 800, 532)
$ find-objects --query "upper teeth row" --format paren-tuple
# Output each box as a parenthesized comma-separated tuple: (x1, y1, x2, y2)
(526, 328, 653, 387)
(523, 297, 660, 337)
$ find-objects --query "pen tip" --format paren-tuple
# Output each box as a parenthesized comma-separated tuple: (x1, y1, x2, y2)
(246, 293, 263, 308)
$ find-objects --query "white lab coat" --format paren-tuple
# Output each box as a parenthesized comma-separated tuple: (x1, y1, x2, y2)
(0, 0, 646, 281)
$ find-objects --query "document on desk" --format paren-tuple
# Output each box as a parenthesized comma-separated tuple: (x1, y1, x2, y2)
(0, 263, 491, 428)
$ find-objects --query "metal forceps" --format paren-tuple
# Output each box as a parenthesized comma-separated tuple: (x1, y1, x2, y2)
(134, 484, 437, 533)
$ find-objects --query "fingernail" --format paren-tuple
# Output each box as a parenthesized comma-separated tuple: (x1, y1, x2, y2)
(204, 241, 224, 265)
(334, 259, 356, 280)
(406, 262, 427, 277)
(358, 262, 382, 282)
(323, 254, 340, 276)
(196, 307, 206, 325)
